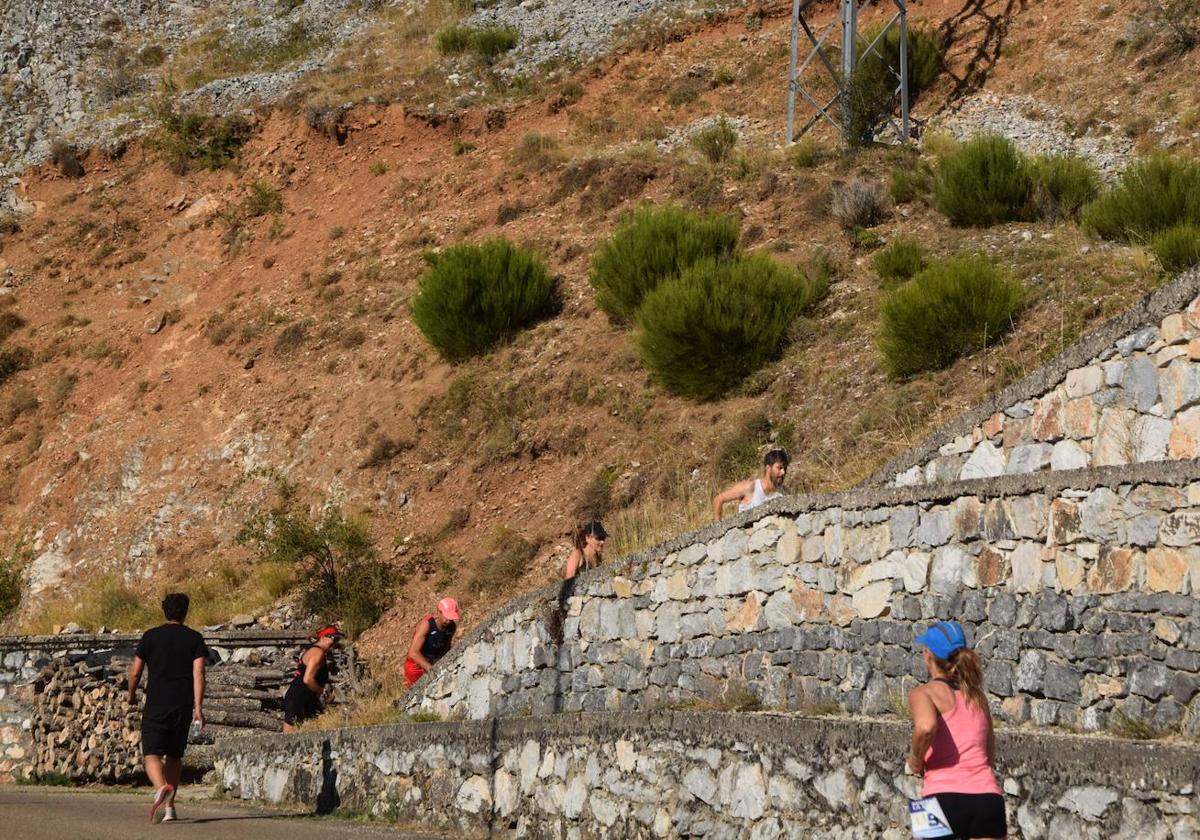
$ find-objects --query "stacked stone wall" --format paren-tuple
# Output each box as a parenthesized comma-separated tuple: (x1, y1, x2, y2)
(871, 268, 1200, 488)
(215, 712, 1200, 839)
(0, 630, 317, 783)
(402, 461, 1200, 735)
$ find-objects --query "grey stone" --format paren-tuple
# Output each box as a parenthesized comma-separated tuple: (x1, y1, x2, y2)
(917, 509, 952, 547)
(1121, 355, 1160, 411)
(1130, 663, 1170, 700)
(1116, 326, 1157, 356)
(1006, 443, 1054, 475)
(960, 441, 1005, 480)
(1058, 786, 1119, 821)
(1016, 650, 1046, 692)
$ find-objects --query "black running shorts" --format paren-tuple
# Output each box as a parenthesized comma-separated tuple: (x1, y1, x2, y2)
(934, 792, 1008, 839)
(282, 682, 322, 726)
(141, 706, 191, 759)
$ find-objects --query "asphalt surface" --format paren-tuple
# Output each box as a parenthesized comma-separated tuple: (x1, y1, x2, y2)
(0, 786, 455, 840)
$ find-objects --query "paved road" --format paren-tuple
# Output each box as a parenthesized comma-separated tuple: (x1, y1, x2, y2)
(0, 786, 454, 840)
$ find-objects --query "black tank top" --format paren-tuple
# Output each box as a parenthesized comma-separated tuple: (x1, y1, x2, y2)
(289, 646, 330, 692)
(420, 616, 456, 663)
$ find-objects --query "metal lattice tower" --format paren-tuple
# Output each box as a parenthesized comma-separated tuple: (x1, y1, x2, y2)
(786, 0, 912, 144)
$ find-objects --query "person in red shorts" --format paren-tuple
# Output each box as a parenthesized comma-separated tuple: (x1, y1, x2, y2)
(404, 597, 459, 688)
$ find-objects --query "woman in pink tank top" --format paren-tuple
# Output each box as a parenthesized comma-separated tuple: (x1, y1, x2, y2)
(907, 620, 1007, 839)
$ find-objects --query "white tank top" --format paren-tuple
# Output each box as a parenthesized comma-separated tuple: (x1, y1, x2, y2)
(738, 479, 780, 512)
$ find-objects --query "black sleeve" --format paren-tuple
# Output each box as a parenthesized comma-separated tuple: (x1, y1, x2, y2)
(193, 633, 208, 662)
(135, 631, 151, 662)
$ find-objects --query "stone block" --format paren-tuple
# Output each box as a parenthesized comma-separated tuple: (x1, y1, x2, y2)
(1006, 443, 1053, 474)
(1169, 406, 1200, 458)
(1087, 547, 1138, 594)
(1120, 355, 1160, 413)
(959, 441, 1005, 480)
(1058, 786, 1119, 821)
(1065, 365, 1104, 398)
(917, 509, 952, 547)
(777, 525, 801, 565)
(1162, 312, 1187, 344)
(976, 546, 1008, 587)
(1130, 663, 1170, 700)
(790, 584, 824, 622)
(1160, 358, 1200, 417)
(1010, 543, 1044, 594)
(1064, 397, 1098, 440)
(1116, 325, 1157, 356)
(1159, 510, 1200, 547)
(850, 580, 892, 618)
(1092, 407, 1136, 466)
(1031, 390, 1066, 441)
(1050, 439, 1088, 471)
(763, 590, 801, 629)
(1133, 415, 1172, 461)
(900, 552, 931, 593)
(930, 545, 967, 594)
(1156, 344, 1189, 367)
(1002, 417, 1032, 450)
(1146, 548, 1189, 592)
(984, 500, 1017, 542)
(1053, 550, 1085, 592)
(982, 412, 1004, 439)
(889, 506, 919, 547)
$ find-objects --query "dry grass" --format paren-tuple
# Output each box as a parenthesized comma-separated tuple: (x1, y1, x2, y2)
(300, 672, 441, 730)
(20, 560, 294, 634)
(606, 477, 715, 559)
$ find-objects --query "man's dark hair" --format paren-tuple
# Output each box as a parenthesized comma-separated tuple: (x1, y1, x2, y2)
(162, 592, 190, 622)
(763, 449, 790, 468)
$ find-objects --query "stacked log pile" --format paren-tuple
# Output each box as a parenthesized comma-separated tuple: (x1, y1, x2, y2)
(29, 655, 305, 782)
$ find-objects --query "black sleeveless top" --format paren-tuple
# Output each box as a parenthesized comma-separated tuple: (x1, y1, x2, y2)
(289, 646, 330, 692)
(420, 616, 456, 663)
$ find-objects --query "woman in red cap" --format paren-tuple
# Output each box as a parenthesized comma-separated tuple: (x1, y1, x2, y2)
(281, 624, 343, 732)
(404, 597, 459, 688)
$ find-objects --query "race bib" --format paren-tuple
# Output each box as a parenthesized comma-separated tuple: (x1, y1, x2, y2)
(909, 796, 955, 838)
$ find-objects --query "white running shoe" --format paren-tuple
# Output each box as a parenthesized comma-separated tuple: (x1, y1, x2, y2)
(161, 805, 177, 822)
(150, 785, 173, 823)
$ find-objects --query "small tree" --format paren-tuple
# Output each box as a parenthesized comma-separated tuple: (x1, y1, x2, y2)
(237, 480, 393, 636)
(1081, 155, 1200, 242)
(1151, 223, 1200, 273)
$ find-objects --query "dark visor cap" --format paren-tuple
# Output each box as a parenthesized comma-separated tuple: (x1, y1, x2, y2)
(584, 521, 609, 541)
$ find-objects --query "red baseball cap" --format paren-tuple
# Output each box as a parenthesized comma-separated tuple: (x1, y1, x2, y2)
(316, 624, 344, 640)
(437, 597, 460, 621)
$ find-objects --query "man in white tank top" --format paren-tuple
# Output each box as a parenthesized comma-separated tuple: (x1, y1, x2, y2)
(711, 449, 789, 520)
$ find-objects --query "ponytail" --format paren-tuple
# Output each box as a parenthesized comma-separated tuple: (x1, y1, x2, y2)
(572, 527, 587, 552)
(944, 648, 988, 711)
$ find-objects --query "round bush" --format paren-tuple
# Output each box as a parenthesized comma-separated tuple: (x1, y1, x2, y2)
(872, 237, 926, 287)
(1082, 155, 1200, 242)
(590, 204, 741, 322)
(934, 134, 1033, 226)
(1151, 223, 1200, 273)
(1031, 154, 1100, 219)
(636, 254, 827, 400)
(878, 255, 1023, 378)
(409, 238, 559, 361)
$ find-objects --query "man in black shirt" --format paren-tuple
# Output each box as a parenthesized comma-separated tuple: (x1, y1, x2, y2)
(127, 592, 207, 823)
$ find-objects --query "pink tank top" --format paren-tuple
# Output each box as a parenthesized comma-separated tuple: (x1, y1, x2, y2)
(921, 685, 1002, 797)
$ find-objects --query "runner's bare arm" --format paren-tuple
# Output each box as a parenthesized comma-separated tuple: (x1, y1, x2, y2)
(192, 656, 205, 727)
(126, 655, 144, 703)
(907, 685, 939, 774)
(302, 648, 324, 694)
(712, 480, 753, 520)
(563, 548, 583, 579)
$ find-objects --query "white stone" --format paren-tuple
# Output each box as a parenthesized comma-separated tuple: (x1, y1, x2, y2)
(764, 589, 802, 628)
(959, 440, 1005, 480)
(1057, 785, 1119, 821)
(900, 552, 931, 592)
(684, 766, 718, 804)
(494, 769, 518, 816)
(1010, 543, 1043, 593)
(455, 775, 491, 814)
(728, 763, 767, 820)
(518, 741, 540, 792)
(851, 580, 892, 618)
(1050, 439, 1089, 470)
(562, 773, 588, 819)
(1065, 365, 1104, 398)
(814, 768, 854, 809)
(930, 545, 967, 594)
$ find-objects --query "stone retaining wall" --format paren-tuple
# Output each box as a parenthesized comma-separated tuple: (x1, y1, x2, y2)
(870, 268, 1200, 488)
(0, 630, 313, 783)
(214, 712, 1200, 839)
(402, 460, 1200, 735)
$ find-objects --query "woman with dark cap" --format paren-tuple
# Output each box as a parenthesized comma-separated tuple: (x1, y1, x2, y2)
(282, 624, 343, 732)
(907, 620, 1007, 840)
(558, 520, 607, 609)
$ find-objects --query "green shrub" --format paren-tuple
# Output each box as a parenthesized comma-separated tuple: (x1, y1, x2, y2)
(435, 23, 518, 61)
(692, 119, 738, 163)
(879, 254, 1023, 377)
(1081, 155, 1200, 241)
(637, 253, 828, 399)
(846, 25, 944, 145)
(468, 528, 538, 595)
(1151, 223, 1200, 272)
(410, 238, 559, 361)
(590, 204, 740, 322)
(0, 542, 29, 623)
(787, 137, 826, 168)
(934, 134, 1033, 226)
(237, 480, 393, 637)
(512, 132, 562, 172)
(873, 237, 926, 286)
(1031, 154, 1100, 219)
(0, 345, 32, 386)
(245, 180, 283, 216)
(153, 104, 252, 174)
(889, 160, 934, 203)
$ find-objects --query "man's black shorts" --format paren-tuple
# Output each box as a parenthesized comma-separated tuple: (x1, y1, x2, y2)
(282, 682, 322, 726)
(141, 706, 191, 759)
(935, 792, 1007, 839)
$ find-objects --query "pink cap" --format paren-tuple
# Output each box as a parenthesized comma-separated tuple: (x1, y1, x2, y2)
(438, 597, 460, 621)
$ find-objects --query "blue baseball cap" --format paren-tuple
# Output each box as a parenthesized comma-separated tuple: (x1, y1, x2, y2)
(915, 620, 968, 660)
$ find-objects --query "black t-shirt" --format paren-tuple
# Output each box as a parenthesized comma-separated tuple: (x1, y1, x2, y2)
(135, 623, 207, 711)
